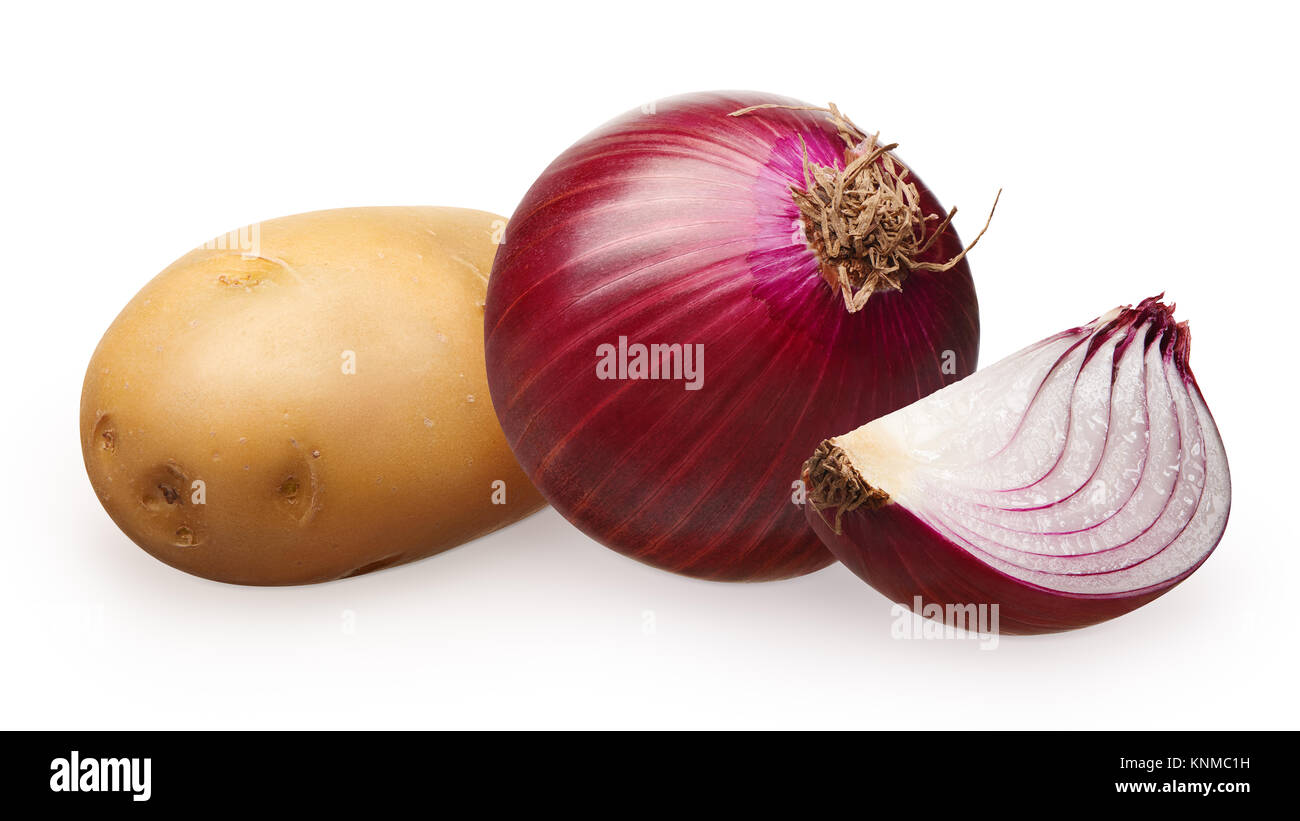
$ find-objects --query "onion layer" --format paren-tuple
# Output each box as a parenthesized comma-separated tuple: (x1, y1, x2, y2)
(803, 296, 1230, 632)
(485, 92, 983, 580)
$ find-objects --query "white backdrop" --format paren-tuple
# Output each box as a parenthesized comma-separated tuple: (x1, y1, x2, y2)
(1, 0, 1294, 729)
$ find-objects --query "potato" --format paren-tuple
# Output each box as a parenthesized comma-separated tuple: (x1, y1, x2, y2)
(81, 206, 544, 585)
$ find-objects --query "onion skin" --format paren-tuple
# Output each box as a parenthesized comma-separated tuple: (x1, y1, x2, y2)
(486, 91, 979, 581)
(805, 502, 1207, 635)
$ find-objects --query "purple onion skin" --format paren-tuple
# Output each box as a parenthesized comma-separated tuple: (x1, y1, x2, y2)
(486, 91, 979, 581)
(806, 502, 1208, 634)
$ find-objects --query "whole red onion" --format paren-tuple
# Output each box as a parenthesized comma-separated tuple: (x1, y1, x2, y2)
(803, 297, 1230, 632)
(486, 91, 988, 581)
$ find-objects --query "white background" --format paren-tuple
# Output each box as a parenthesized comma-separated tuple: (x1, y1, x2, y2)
(1, 1, 1295, 729)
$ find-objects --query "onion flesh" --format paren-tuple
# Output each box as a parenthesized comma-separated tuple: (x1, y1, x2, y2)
(803, 296, 1230, 632)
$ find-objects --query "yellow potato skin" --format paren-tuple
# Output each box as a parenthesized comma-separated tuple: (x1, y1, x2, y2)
(81, 206, 544, 585)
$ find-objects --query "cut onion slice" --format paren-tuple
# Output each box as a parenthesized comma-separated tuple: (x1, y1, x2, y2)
(802, 296, 1230, 634)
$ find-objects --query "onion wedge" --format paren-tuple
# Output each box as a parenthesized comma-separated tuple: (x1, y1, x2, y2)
(802, 296, 1230, 634)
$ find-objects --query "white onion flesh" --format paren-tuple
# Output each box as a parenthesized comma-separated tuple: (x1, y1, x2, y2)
(835, 300, 1230, 594)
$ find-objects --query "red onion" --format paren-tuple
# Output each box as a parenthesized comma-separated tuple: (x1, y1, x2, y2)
(485, 91, 994, 580)
(802, 296, 1230, 632)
